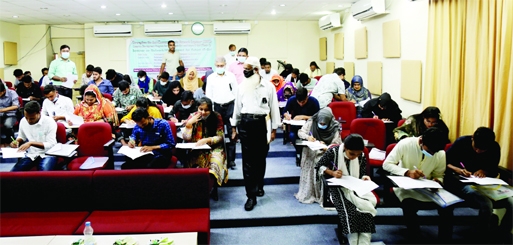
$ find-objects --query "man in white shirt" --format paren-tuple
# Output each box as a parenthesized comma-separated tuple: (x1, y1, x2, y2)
(48, 44, 78, 99)
(81, 64, 94, 86)
(159, 40, 184, 77)
(311, 67, 348, 108)
(259, 61, 278, 82)
(11, 101, 58, 171)
(223, 44, 237, 68)
(41, 85, 74, 123)
(206, 56, 238, 170)
(231, 57, 281, 211)
(382, 127, 453, 242)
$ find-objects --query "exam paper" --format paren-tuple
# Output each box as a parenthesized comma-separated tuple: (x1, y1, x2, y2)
(117, 146, 154, 160)
(387, 176, 443, 189)
(0, 148, 26, 158)
(327, 175, 379, 196)
(176, 143, 211, 150)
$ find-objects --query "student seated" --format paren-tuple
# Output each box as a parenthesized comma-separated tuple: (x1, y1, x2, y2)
(361, 92, 402, 123)
(11, 101, 58, 171)
(119, 97, 162, 145)
(180, 67, 203, 93)
(172, 65, 186, 81)
(0, 82, 20, 144)
(112, 81, 142, 113)
(304, 61, 322, 78)
(393, 106, 449, 142)
(42, 85, 74, 123)
(88, 67, 113, 95)
(345, 75, 371, 118)
(123, 108, 175, 169)
(169, 90, 197, 123)
(152, 72, 171, 98)
(316, 134, 377, 245)
(445, 127, 512, 242)
(105, 69, 124, 88)
(283, 87, 320, 146)
(383, 127, 452, 241)
(16, 76, 43, 105)
(296, 73, 317, 93)
(137, 70, 154, 94)
(162, 81, 184, 107)
(182, 97, 228, 200)
(271, 74, 296, 103)
(71, 85, 118, 125)
(295, 107, 342, 204)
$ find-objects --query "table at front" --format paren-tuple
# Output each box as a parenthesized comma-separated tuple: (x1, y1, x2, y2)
(0, 232, 198, 245)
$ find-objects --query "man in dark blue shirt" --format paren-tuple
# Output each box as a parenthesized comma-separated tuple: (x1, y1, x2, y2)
(445, 127, 511, 242)
(123, 108, 175, 169)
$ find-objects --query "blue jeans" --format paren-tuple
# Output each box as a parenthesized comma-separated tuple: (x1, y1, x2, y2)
(11, 156, 58, 171)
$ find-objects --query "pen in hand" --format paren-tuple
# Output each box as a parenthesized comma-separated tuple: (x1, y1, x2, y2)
(459, 162, 472, 177)
(413, 166, 426, 179)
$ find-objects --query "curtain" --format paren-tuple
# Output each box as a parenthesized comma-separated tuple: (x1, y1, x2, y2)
(424, 0, 513, 169)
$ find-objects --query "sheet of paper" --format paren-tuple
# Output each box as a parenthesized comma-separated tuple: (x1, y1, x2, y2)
(176, 143, 211, 150)
(80, 156, 109, 169)
(46, 143, 79, 157)
(415, 188, 464, 207)
(117, 146, 154, 160)
(383, 120, 395, 124)
(0, 148, 26, 158)
(388, 176, 443, 189)
(119, 123, 136, 129)
(164, 107, 172, 113)
(327, 175, 379, 196)
(22, 98, 30, 101)
(60, 74, 77, 88)
(65, 114, 84, 126)
(460, 176, 508, 185)
(304, 141, 328, 151)
(369, 148, 386, 160)
(115, 107, 125, 112)
(175, 122, 183, 127)
(147, 95, 161, 102)
(278, 101, 287, 108)
(282, 119, 306, 126)
(357, 99, 370, 107)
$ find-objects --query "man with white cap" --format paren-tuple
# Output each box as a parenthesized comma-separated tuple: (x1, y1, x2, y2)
(231, 57, 281, 211)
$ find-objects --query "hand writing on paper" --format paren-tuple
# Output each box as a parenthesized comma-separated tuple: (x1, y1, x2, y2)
(140, 146, 154, 152)
(382, 118, 390, 122)
(332, 170, 343, 178)
(474, 170, 486, 178)
(67, 120, 73, 126)
(362, 175, 371, 181)
(405, 169, 425, 179)
(196, 138, 209, 146)
(307, 136, 316, 142)
(373, 115, 379, 119)
(284, 112, 291, 120)
(459, 168, 472, 177)
(18, 142, 32, 151)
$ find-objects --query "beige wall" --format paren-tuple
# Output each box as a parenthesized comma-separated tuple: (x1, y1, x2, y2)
(320, 0, 429, 118)
(18, 25, 50, 80)
(0, 21, 20, 80)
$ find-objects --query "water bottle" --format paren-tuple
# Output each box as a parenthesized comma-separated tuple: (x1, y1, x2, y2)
(83, 221, 96, 245)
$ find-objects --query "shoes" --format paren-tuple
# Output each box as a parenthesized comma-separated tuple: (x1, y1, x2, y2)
(244, 198, 257, 211)
(228, 161, 236, 170)
(210, 186, 219, 201)
(257, 189, 265, 197)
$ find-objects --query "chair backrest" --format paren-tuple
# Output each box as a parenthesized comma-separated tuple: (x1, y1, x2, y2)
(350, 118, 386, 150)
(386, 143, 396, 157)
(102, 93, 112, 101)
(328, 101, 357, 131)
(314, 76, 322, 81)
(5, 81, 13, 88)
(76, 122, 112, 156)
(397, 119, 406, 127)
(56, 122, 68, 143)
(18, 96, 23, 107)
(167, 120, 177, 142)
(156, 104, 165, 118)
(444, 143, 452, 152)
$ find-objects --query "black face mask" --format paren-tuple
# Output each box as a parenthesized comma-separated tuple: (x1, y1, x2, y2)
(243, 70, 254, 78)
(284, 94, 292, 99)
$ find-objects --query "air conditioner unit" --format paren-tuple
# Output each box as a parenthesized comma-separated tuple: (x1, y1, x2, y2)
(93, 25, 132, 37)
(318, 13, 341, 31)
(351, 0, 387, 21)
(144, 24, 182, 36)
(213, 23, 251, 34)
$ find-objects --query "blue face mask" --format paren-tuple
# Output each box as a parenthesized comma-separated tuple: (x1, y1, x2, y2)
(421, 145, 433, 158)
(318, 123, 328, 130)
(216, 67, 225, 74)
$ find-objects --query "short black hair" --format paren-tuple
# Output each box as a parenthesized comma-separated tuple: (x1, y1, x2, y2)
(176, 66, 185, 73)
(344, 134, 365, 151)
(473, 127, 495, 150)
(24, 101, 40, 114)
(296, 87, 308, 101)
(41, 67, 48, 74)
(118, 81, 129, 91)
(161, 72, 170, 80)
(334, 67, 346, 76)
(137, 70, 147, 77)
(13, 69, 23, 77)
(421, 106, 441, 119)
(79, 85, 88, 96)
(264, 61, 271, 67)
(135, 97, 153, 109)
(122, 75, 132, 85)
(60, 44, 70, 51)
(24, 71, 31, 76)
(168, 40, 175, 45)
(43, 85, 56, 95)
(93, 67, 102, 74)
(0, 82, 6, 92)
(260, 58, 267, 65)
(86, 64, 94, 71)
(422, 127, 447, 153)
(105, 69, 116, 80)
(181, 90, 194, 101)
(21, 76, 32, 83)
(237, 47, 248, 55)
(132, 107, 149, 122)
(299, 73, 309, 84)
(292, 68, 300, 76)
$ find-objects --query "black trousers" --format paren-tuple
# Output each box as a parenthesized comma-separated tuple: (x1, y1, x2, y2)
(214, 101, 236, 162)
(121, 153, 171, 169)
(239, 115, 269, 199)
(401, 198, 454, 239)
(57, 87, 73, 99)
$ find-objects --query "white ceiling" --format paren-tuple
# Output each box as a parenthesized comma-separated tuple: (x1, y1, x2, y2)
(0, 0, 357, 25)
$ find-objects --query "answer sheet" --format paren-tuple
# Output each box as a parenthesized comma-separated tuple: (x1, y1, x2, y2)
(327, 175, 379, 196)
(387, 176, 443, 189)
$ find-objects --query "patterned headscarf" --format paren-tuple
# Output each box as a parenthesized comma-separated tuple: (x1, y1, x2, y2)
(75, 84, 117, 125)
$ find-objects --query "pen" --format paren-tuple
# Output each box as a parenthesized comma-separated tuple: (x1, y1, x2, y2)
(413, 166, 426, 179)
(459, 162, 466, 169)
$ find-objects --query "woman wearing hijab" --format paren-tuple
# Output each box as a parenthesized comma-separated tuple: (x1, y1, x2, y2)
(295, 107, 342, 204)
(182, 97, 228, 201)
(162, 81, 184, 107)
(346, 75, 372, 118)
(271, 74, 296, 103)
(316, 134, 377, 245)
(71, 84, 118, 126)
(304, 61, 322, 78)
(280, 63, 294, 79)
(361, 92, 402, 123)
(180, 67, 203, 93)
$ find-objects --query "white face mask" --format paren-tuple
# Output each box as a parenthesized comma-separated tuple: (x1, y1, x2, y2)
(61, 52, 70, 59)
(229, 51, 236, 56)
(182, 103, 191, 109)
(139, 77, 145, 82)
(238, 57, 246, 63)
(160, 80, 168, 86)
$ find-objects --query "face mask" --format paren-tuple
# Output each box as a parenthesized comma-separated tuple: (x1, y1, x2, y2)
(216, 67, 225, 75)
(160, 80, 168, 86)
(139, 77, 145, 82)
(284, 94, 292, 99)
(182, 103, 191, 109)
(318, 123, 328, 130)
(61, 52, 70, 59)
(238, 57, 246, 63)
(52, 96, 59, 103)
(230, 51, 236, 56)
(421, 149, 433, 158)
(243, 70, 254, 78)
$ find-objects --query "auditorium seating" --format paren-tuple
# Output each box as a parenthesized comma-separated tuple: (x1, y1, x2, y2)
(66, 122, 115, 170)
(0, 168, 210, 244)
(328, 101, 356, 140)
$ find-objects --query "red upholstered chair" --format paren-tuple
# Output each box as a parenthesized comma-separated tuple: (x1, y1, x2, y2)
(444, 143, 452, 152)
(328, 101, 357, 140)
(156, 104, 165, 118)
(314, 76, 322, 81)
(350, 118, 386, 174)
(102, 93, 113, 101)
(66, 122, 115, 170)
(201, 75, 206, 82)
(4, 81, 13, 88)
(397, 119, 406, 127)
(56, 122, 68, 144)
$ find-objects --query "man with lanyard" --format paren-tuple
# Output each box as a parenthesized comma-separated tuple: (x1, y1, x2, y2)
(231, 57, 281, 211)
(206, 56, 239, 170)
(48, 44, 77, 99)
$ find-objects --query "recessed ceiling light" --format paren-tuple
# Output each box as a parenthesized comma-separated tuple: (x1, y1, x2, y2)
(101, 5, 106, 9)
(168, 12, 173, 15)
(12, 15, 18, 18)
(271, 10, 276, 15)
(116, 13, 120, 16)
(338, 4, 343, 7)
(220, 4, 227, 7)
(280, 4, 285, 7)
(161, 3, 167, 8)
(220, 12, 224, 14)
(40, 7, 48, 10)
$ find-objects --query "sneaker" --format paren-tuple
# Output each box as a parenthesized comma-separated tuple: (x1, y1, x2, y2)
(244, 198, 257, 211)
